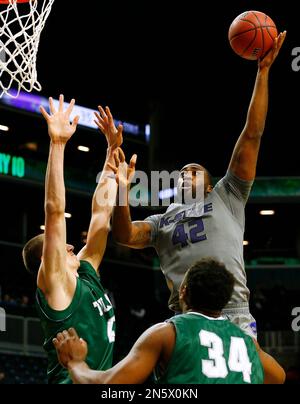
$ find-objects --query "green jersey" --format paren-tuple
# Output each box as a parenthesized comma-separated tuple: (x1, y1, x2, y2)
(155, 312, 264, 385)
(36, 261, 115, 384)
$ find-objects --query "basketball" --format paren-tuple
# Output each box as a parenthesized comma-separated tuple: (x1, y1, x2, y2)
(228, 11, 278, 60)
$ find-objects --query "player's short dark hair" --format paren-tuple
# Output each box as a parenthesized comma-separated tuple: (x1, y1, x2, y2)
(180, 164, 214, 187)
(183, 258, 235, 312)
(22, 234, 44, 277)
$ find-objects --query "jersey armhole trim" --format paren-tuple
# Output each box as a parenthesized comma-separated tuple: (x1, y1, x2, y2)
(36, 278, 82, 322)
(155, 321, 177, 383)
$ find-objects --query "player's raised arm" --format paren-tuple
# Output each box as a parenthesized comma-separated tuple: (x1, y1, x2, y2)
(110, 151, 153, 250)
(229, 32, 286, 181)
(38, 96, 79, 307)
(53, 323, 174, 384)
(77, 106, 123, 271)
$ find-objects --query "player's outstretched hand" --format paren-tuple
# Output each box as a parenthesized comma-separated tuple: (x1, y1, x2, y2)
(95, 106, 123, 150)
(40, 95, 80, 145)
(108, 148, 137, 189)
(53, 328, 88, 369)
(259, 31, 287, 70)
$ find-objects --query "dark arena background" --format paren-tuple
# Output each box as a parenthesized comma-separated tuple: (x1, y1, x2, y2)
(0, 0, 300, 385)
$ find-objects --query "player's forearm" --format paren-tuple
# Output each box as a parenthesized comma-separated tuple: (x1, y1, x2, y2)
(244, 68, 269, 138)
(68, 361, 105, 384)
(45, 143, 66, 215)
(92, 147, 118, 217)
(112, 191, 133, 244)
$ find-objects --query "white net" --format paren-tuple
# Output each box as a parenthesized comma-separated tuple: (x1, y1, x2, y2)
(0, 0, 55, 98)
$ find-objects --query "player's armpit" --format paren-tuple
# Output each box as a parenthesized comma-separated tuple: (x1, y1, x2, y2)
(38, 215, 77, 310)
(38, 267, 77, 312)
(38, 211, 67, 289)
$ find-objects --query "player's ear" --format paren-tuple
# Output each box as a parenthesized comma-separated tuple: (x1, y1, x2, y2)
(207, 185, 213, 194)
(179, 285, 187, 300)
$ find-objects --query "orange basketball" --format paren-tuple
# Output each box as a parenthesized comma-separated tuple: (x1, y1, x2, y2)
(228, 11, 278, 60)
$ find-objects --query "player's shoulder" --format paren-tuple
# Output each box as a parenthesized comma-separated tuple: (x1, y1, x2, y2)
(77, 260, 102, 285)
(148, 322, 176, 341)
(78, 260, 96, 275)
(137, 322, 175, 348)
(147, 322, 175, 335)
(212, 172, 232, 190)
(167, 203, 181, 211)
(214, 171, 249, 187)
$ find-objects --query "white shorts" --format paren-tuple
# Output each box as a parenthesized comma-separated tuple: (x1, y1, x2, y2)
(222, 304, 258, 340)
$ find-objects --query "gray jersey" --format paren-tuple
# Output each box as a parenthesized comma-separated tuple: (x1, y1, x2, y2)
(145, 171, 253, 312)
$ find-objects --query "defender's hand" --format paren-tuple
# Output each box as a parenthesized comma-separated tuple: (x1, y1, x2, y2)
(53, 328, 88, 369)
(40, 95, 80, 145)
(95, 106, 123, 150)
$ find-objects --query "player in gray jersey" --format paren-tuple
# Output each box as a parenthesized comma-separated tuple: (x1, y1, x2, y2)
(144, 170, 254, 331)
(111, 32, 286, 339)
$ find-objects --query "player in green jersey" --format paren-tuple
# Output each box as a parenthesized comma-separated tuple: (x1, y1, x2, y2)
(22, 97, 124, 384)
(53, 258, 286, 384)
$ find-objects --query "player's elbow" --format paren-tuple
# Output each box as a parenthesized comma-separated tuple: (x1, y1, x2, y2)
(272, 366, 286, 385)
(279, 368, 287, 384)
(45, 201, 65, 216)
(98, 223, 111, 237)
(244, 122, 265, 139)
(92, 212, 111, 234)
(113, 231, 131, 246)
(264, 363, 286, 384)
(112, 224, 132, 245)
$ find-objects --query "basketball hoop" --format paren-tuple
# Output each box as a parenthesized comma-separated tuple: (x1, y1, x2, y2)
(0, 0, 55, 98)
